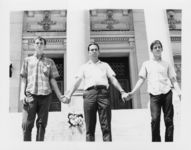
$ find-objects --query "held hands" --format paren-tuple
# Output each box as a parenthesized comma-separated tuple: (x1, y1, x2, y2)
(121, 91, 133, 102)
(60, 95, 71, 104)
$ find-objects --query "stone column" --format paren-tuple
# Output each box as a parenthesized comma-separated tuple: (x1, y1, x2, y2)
(64, 9, 90, 120)
(9, 11, 24, 112)
(132, 9, 150, 108)
(66, 9, 90, 89)
(144, 9, 177, 128)
(144, 9, 174, 66)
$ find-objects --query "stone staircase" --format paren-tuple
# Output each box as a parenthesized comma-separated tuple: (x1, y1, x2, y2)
(6, 96, 181, 142)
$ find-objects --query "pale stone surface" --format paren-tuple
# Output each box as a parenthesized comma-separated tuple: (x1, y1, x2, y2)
(132, 9, 149, 109)
(9, 11, 23, 112)
(6, 100, 181, 142)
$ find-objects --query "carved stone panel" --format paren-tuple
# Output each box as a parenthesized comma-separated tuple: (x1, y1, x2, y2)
(22, 10, 67, 51)
(166, 9, 181, 31)
(90, 9, 134, 31)
(23, 10, 67, 32)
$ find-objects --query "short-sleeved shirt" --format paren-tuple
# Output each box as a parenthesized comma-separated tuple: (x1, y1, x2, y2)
(75, 60, 116, 90)
(20, 54, 59, 95)
(139, 59, 176, 95)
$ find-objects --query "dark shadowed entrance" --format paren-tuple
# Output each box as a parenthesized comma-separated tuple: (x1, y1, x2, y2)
(49, 57, 64, 111)
(100, 57, 132, 109)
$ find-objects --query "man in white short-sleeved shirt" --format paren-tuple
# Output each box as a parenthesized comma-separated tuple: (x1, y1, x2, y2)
(76, 60, 116, 90)
(139, 59, 176, 95)
(127, 40, 181, 142)
(63, 43, 129, 141)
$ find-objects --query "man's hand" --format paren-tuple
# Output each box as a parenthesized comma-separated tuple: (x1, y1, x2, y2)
(121, 92, 133, 102)
(121, 92, 131, 102)
(60, 95, 71, 104)
(20, 94, 33, 105)
(126, 92, 133, 101)
(20, 95, 27, 105)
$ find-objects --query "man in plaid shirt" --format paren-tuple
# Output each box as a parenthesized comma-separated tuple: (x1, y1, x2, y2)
(20, 36, 64, 141)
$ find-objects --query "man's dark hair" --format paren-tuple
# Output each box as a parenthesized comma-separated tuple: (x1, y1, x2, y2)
(88, 42, 100, 51)
(34, 36, 47, 45)
(150, 40, 163, 51)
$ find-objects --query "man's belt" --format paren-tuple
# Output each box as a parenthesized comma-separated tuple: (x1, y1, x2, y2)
(86, 85, 107, 91)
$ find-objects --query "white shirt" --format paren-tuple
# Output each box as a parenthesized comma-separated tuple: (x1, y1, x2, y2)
(75, 60, 116, 90)
(139, 59, 176, 95)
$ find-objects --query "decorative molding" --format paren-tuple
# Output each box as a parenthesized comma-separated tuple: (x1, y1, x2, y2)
(93, 37, 133, 42)
(91, 36, 135, 49)
(170, 36, 181, 42)
(22, 38, 66, 51)
(23, 10, 67, 32)
(22, 10, 67, 52)
(90, 9, 134, 31)
(38, 11, 56, 31)
(101, 10, 119, 30)
(166, 9, 182, 31)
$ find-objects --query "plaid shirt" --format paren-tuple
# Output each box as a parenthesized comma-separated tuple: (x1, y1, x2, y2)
(20, 54, 59, 95)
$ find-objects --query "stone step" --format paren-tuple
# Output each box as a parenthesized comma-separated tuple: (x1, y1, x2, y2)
(6, 97, 181, 142)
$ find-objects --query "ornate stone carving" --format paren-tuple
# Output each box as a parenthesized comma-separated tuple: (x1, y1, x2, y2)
(38, 11, 56, 31)
(22, 10, 66, 52)
(170, 36, 181, 42)
(167, 9, 181, 31)
(90, 9, 133, 31)
(90, 9, 135, 50)
(101, 10, 119, 30)
(23, 10, 67, 32)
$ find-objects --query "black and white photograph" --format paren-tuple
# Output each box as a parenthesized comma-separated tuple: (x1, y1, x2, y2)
(0, 0, 190, 149)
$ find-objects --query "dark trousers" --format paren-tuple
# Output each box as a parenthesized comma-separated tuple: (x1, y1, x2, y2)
(150, 90, 174, 142)
(83, 88, 112, 141)
(22, 93, 52, 141)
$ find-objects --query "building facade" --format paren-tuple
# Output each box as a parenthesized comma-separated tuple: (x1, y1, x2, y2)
(9, 9, 181, 112)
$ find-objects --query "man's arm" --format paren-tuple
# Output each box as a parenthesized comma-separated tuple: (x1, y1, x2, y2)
(64, 77, 82, 100)
(20, 77, 27, 104)
(50, 78, 63, 101)
(168, 63, 181, 100)
(109, 76, 125, 93)
(170, 77, 181, 100)
(129, 77, 145, 98)
(109, 76, 129, 102)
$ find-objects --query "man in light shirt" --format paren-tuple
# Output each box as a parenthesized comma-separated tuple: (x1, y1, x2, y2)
(63, 42, 129, 141)
(127, 40, 181, 142)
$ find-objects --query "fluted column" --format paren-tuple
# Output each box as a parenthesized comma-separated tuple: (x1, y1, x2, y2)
(10, 11, 24, 112)
(144, 9, 174, 66)
(66, 9, 90, 89)
(64, 9, 90, 120)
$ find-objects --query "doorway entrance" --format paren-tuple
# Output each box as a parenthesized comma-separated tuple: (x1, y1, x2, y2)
(100, 56, 132, 109)
(49, 57, 64, 112)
